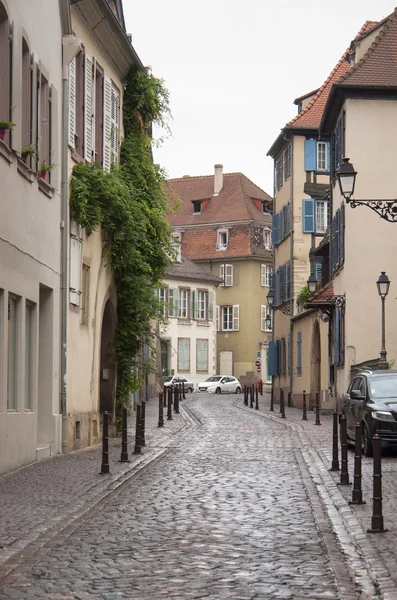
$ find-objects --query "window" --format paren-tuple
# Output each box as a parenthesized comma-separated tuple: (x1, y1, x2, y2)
(261, 305, 272, 332)
(304, 139, 330, 172)
(219, 264, 233, 287)
(177, 338, 190, 371)
(158, 287, 167, 316)
(283, 145, 292, 180)
(7, 296, 18, 410)
(317, 142, 327, 171)
(197, 290, 208, 320)
(192, 201, 201, 214)
(217, 229, 228, 250)
(333, 111, 345, 172)
(221, 305, 239, 331)
(315, 200, 328, 233)
(81, 264, 90, 326)
(331, 204, 345, 273)
(262, 201, 271, 214)
(178, 288, 189, 319)
(197, 339, 208, 372)
(275, 157, 283, 189)
(263, 227, 272, 250)
(95, 63, 104, 165)
(302, 198, 329, 234)
(0, 6, 10, 141)
(297, 331, 302, 376)
(25, 302, 34, 410)
(261, 264, 272, 287)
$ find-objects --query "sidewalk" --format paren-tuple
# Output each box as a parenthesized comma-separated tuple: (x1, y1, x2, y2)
(0, 396, 196, 581)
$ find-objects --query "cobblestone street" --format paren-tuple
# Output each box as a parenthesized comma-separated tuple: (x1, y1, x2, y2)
(1, 393, 397, 599)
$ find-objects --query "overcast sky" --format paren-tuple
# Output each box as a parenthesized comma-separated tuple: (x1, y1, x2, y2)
(123, 1, 396, 194)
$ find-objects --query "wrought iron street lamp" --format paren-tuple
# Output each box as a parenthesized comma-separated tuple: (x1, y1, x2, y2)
(267, 289, 274, 307)
(337, 158, 397, 222)
(265, 313, 272, 330)
(376, 271, 390, 370)
(307, 273, 318, 295)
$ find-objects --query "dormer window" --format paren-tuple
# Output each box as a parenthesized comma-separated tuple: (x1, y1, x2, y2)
(263, 227, 272, 250)
(171, 232, 182, 263)
(217, 229, 228, 251)
(262, 201, 270, 214)
(192, 201, 202, 214)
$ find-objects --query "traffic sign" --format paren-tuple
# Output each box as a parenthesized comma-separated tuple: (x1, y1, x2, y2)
(256, 367, 261, 373)
(255, 360, 261, 367)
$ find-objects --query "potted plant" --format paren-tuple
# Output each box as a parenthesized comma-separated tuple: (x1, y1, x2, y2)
(21, 145, 36, 163)
(39, 160, 55, 179)
(0, 120, 15, 141)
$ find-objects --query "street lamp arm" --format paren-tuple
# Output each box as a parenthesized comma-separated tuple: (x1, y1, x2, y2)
(347, 199, 397, 222)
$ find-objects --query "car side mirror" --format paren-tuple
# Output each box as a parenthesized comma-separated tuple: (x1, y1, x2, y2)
(350, 389, 365, 400)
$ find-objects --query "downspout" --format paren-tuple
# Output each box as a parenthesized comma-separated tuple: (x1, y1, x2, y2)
(61, 35, 81, 453)
(289, 139, 294, 400)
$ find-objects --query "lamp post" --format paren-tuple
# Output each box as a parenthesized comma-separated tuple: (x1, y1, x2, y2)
(307, 272, 318, 295)
(377, 272, 390, 370)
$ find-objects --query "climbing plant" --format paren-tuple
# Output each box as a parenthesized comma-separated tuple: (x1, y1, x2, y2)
(70, 67, 174, 407)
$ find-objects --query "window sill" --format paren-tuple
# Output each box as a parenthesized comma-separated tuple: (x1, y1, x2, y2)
(38, 177, 54, 198)
(216, 247, 227, 251)
(177, 319, 192, 325)
(17, 158, 35, 183)
(69, 303, 80, 314)
(71, 148, 85, 164)
(0, 139, 13, 164)
(197, 321, 210, 327)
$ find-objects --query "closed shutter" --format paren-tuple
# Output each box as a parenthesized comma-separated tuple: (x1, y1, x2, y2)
(334, 209, 340, 268)
(340, 203, 345, 264)
(302, 199, 315, 233)
(31, 55, 39, 169)
(283, 205, 288, 237)
(297, 331, 302, 375)
(304, 139, 316, 171)
(70, 221, 82, 306)
(232, 305, 239, 331)
(177, 338, 190, 371)
(334, 307, 340, 365)
(103, 77, 112, 171)
(288, 333, 292, 375)
(269, 271, 275, 300)
(50, 85, 59, 188)
(68, 56, 76, 147)
(216, 306, 220, 331)
(197, 339, 208, 371)
(84, 55, 93, 162)
(190, 290, 195, 319)
(268, 341, 275, 377)
(279, 264, 287, 303)
(261, 264, 266, 287)
(219, 264, 225, 286)
(272, 213, 279, 246)
(208, 292, 214, 320)
(110, 85, 119, 165)
(11, 21, 22, 152)
(261, 305, 267, 331)
(275, 339, 280, 375)
(168, 288, 179, 317)
(286, 261, 291, 300)
(225, 264, 233, 286)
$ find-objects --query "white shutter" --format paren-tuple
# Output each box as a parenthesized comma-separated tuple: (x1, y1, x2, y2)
(225, 265, 233, 287)
(70, 221, 82, 306)
(232, 305, 239, 331)
(261, 264, 266, 287)
(216, 306, 220, 331)
(177, 338, 190, 371)
(68, 57, 76, 147)
(84, 55, 93, 162)
(11, 21, 22, 152)
(50, 85, 59, 188)
(197, 339, 208, 371)
(261, 305, 266, 331)
(91, 57, 97, 162)
(219, 264, 224, 286)
(103, 77, 112, 171)
(31, 54, 38, 169)
(110, 86, 120, 165)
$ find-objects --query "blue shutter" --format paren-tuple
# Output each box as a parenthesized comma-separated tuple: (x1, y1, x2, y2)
(286, 261, 291, 300)
(302, 199, 315, 233)
(268, 341, 275, 377)
(334, 307, 340, 365)
(288, 333, 292, 375)
(334, 209, 340, 267)
(327, 141, 331, 171)
(283, 205, 288, 237)
(340, 203, 345, 264)
(297, 331, 302, 375)
(272, 212, 279, 246)
(279, 209, 284, 241)
(275, 269, 279, 305)
(276, 339, 281, 375)
(304, 139, 316, 171)
(279, 264, 286, 303)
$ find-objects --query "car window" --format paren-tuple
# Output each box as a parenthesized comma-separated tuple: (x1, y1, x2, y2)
(348, 378, 358, 394)
(370, 375, 397, 399)
(207, 376, 221, 382)
(356, 377, 366, 397)
(180, 377, 187, 382)
(163, 376, 172, 383)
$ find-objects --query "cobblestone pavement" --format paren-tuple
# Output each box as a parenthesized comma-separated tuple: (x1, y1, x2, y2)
(1, 394, 362, 600)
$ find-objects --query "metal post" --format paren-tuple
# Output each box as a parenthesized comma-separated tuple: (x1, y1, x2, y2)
(167, 388, 173, 420)
(163, 387, 167, 407)
(158, 392, 164, 428)
(255, 385, 259, 410)
(315, 391, 321, 426)
(119, 406, 130, 462)
(250, 385, 254, 408)
(270, 385, 274, 412)
(133, 404, 142, 454)
(378, 295, 388, 370)
(100, 411, 110, 473)
(338, 414, 351, 485)
(244, 385, 248, 406)
(281, 389, 286, 418)
(368, 434, 387, 533)
(141, 400, 146, 446)
(302, 390, 308, 421)
(174, 385, 180, 414)
(182, 381, 186, 399)
(329, 410, 340, 471)
(350, 423, 365, 505)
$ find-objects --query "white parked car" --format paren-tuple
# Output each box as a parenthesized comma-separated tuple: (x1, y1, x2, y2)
(163, 375, 194, 393)
(197, 376, 241, 394)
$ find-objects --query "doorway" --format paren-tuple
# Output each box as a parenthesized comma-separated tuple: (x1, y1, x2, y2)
(37, 284, 53, 444)
(219, 351, 233, 375)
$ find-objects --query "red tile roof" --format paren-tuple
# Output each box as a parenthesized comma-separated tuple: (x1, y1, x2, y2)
(306, 281, 334, 305)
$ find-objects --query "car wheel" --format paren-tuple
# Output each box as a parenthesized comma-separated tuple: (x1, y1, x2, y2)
(186, 387, 193, 393)
(235, 386, 241, 394)
(362, 423, 373, 457)
(216, 387, 222, 394)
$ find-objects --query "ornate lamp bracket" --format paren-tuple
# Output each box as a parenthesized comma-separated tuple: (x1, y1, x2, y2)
(349, 199, 397, 222)
(279, 304, 291, 316)
(333, 295, 345, 308)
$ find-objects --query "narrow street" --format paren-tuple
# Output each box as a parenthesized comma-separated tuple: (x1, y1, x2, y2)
(0, 395, 359, 600)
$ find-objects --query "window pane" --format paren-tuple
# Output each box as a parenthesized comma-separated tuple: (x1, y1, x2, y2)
(179, 290, 188, 318)
(222, 306, 233, 330)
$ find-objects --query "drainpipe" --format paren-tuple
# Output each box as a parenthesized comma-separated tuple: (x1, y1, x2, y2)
(60, 35, 81, 453)
(289, 138, 294, 400)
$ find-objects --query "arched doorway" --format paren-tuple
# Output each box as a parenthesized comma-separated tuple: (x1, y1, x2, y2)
(99, 300, 116, 415)
(311, 319, 321, 405)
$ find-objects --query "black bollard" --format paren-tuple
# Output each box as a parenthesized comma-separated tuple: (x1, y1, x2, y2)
(244, 385, 248, 406)
(100, 411, 110, 473)
(250, 385, 254, 408)
(133, 404, 142, 454)
(140, 400, 146, 447)
(338, 414, 351, 485)
(119, 406, 130, 462)
(255, 386, 259, 410)
(174, 385, 180, 414)
(329, 410, 340, 471)
(158, 392, 164, 428)
(167, 388, 173, 420)
(260, 380, 263, 396)
(270, 386, 274, 412)
(170, 385, 174, 405)
(368, 434, 387, 533)
(182, 381, 186, 400)
(350, 423, 365, 505)
(288, 391, 291, 407)
(280, 389, 286, 419)
(302, 390, 308, 421)
(315, 391, 321, 426)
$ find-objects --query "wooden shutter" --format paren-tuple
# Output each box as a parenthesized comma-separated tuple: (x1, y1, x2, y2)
(30, 55, 38, 170)
(216, 306, 220, 331)
(326, 141, 331, 171)
(70, 221, 82, 306)
(288, 333, 292, 375)
(225, 264, 233, 286)
(208, 292, 214, 320)
(297, 331, 302, 374)
(68, 56, 76, 147)
(177, 338, 190, 371)
(261, 305, 267, 331)
(302, 199, 315, 233)
(168, 288, 174, 317)
(334, 307, 340, 365)
(84, 55, 93, 162)
(11, 21, 22, 153)
(272, 212, 279, 246)
(50, 85, 59, 188)
(340, 203, 345, 264)
(219, 264, 224, 286)
(279, 264, 286, 303)
(261, 264, 266, 287)
(268, 341, 275, 377)
(103, 77, 112, 171)
(334, 209, 340, 268)
(304, 139, 316, 171)
(232, 305, 239, 331)
(110, 85, 119, 165)
(197, 339, 208, 371)
(286, 261, 291, 300)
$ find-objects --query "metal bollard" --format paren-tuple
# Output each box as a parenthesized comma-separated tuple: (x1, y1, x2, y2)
(182, 381, 186, 400)
(245, 385, 248, 406)
(158, 392, 164, 428)
(288, 391, 291, 407)
(368, 434, 387, 533)
(167, 389, 173, 420)
(119, 406, 130, 462)
(280, 389, 286, 418)
(350, 423, 365, 505)
(315, 391, 321, 426)
(174, 385, 180, 414)
(100, 411, 111, 473)
(270, 387, 274, 412)
(329, 410, 340, 471)
(250, 385, 254, 408)
(338, 414, 351, 485)
(255, 386, 259, 410)
(260, 380, 263, 396)
(302, 390, 308, 421)
(170, 385, 174, 405)
(133, 404, 142, 454)
(141, 400, 146, 446)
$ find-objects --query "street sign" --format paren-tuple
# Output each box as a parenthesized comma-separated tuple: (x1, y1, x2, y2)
(255, 360, 261, 368)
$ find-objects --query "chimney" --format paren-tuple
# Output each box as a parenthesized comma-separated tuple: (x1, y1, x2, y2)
(214, 164, 223, 195)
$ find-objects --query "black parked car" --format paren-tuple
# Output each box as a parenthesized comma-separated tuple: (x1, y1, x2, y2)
(340, 370, 397, 456)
